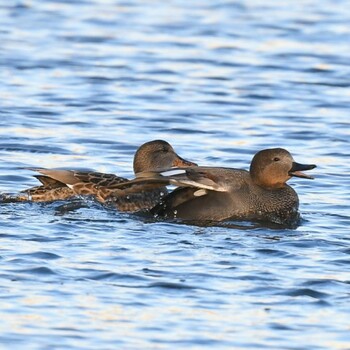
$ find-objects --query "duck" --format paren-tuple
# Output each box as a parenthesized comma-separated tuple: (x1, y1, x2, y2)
(110, 148, 316, 224)
(10, 140, 197, 211)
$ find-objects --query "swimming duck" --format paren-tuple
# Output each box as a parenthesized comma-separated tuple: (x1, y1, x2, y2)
(11, 140, 196, 211)
(111, 148, 316, 224)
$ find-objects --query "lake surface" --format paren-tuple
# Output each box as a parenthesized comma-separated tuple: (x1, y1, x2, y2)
(1, 0, 350, 349)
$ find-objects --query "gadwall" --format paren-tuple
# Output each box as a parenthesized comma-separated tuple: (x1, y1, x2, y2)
(111, 148, 316, 224)
(10, 140, 196, 211)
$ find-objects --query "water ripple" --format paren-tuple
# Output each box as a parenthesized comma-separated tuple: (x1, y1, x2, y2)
(1, 0, 350, 349)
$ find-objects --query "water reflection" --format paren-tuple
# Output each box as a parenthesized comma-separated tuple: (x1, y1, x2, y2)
(1, 0, 350, 349)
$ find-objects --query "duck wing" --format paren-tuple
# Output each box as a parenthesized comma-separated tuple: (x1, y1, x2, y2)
(109, 166, 246, 193)
(33, 175, 67, 188)
(27, 168, 129, 201)
(72, 171, 128, 186)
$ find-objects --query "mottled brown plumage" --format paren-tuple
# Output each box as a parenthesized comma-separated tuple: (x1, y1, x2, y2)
(8, 140, 196, 211)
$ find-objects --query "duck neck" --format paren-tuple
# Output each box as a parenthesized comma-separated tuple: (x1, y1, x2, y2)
(253, 178, 287, 190)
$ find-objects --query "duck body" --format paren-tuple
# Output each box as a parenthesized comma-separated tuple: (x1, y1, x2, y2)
(9, 140, 196, 211)
(152, 167, 299, 224)
(116, 148, 315, 225)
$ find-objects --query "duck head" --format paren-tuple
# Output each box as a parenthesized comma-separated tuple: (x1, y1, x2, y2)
(133, 140, 197, 174)
(250, 148, 316, 189)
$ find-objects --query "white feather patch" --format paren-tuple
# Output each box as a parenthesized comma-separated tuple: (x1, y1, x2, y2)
(161, 169, 187, 177)
(169, 179, 227, 192)
(66, 184, 74, 190)
(193, 189, 207, 197)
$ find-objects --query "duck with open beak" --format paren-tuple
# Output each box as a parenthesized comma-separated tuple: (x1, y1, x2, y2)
(289, 162, 316, 179)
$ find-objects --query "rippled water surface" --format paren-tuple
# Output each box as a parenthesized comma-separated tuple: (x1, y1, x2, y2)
(1, 0, 350, 349)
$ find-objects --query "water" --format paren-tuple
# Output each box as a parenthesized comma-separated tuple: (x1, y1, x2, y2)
(1, 0, 350, 349)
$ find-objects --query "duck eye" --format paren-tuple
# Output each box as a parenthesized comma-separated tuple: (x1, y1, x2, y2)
(273, 157, 280, 162)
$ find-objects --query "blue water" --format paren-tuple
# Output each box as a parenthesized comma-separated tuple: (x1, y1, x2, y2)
(1, 0, 350, 349)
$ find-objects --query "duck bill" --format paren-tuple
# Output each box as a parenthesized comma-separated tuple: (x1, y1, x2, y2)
(289, 162, 316, 179)
(172, 155, 197, 167)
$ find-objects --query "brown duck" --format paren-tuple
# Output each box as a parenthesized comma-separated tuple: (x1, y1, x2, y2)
(111, 148, 316, 224)
(9, 140, 196, 211)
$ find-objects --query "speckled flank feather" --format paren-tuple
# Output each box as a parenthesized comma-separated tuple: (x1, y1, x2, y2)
(22, 185, 76, 202)
(106, 188, 167, 212)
